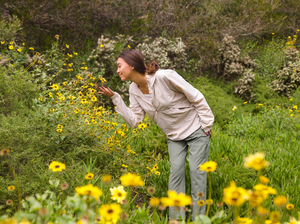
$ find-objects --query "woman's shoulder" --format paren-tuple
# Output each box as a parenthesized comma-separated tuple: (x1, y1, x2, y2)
(155, 69, 177, 79)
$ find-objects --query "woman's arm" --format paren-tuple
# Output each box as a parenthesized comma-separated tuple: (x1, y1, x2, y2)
(98, 87, 145, 128)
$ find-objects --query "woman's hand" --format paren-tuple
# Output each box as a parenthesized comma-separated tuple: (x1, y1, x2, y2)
(206, 130, 212, 138)
(98, 86, 115, 97)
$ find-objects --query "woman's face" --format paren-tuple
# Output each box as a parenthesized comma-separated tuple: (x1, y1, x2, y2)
(117, 57, 133, 81)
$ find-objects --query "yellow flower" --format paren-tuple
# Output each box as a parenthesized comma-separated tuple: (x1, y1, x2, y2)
(257, 206, 269, 216)
(1, 41, 5, 44)
(67, 53, 72, 57)
(259, 176, 270, 184)
(29, 47, 34, 50)
(290, 98, 293, 101)
(55, 35, 59, 40)
(272, 33, 275, 35)
(49, 161, 65, 172)
(236, 217, 253, 224)
(199, 161, 217, 172)
(160, 190, 192, 207)
(102, 174, 112, 183)
(128, 45, 131, 49)
(253, 184, 277, 200)
(155, 171, 161, 176)
(270, 211, 280, 223)
(223, 181, 248, 206)
(9, 45, 14, 50)
(206, 199, 213, 205)
(120, 173, 145, 186)
(100, 44, 104, 47)
(273, 195, 288, 207)
(110, 185, 127, 203)
(198, 200, 205, 206)
(75, 184, 103, 200)
(286, 203, 294, 210)
(293, 105, 298, 109)
(7, 186, 15, 191)
(57, 128, 63, 132)
(66, 44, 69, 48)
(244, 152, 269, 170)
(232, 106, 237, 111)
(85, 173, 94, 180)
(1, 148, 10, 156)
(19, 218, 31, 224)
(290, 114, 294, 117)
(258, 104, 263, 106)
(51, 84, 60, 91)
(122, 164, 128, 168)
(149, 197, 160, 207)
(248, 190, 264, 207)
(244, 101, 248, 104)
(99, 203, 122, 222)
(74, 52, 78, 55)
(17, 48, 22, 52)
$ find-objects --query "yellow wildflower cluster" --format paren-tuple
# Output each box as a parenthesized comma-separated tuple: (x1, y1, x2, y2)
(146, 163, 160, 175)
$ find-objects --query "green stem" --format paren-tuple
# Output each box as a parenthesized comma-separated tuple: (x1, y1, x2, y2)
(10, 162, 22, 210)
(206, 174, 212, 216)
(234, 206, 239, 223)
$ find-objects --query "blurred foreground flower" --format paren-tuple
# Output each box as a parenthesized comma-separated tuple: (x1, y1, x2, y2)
(99, 203, 122, 223)
(244, 152, 269, 170)
(120, 173, 144, 186)
(75, 184, 103, 200)
(102, 174, 112, 183)
(223, 181, 248, 206)
(110, 186, 127, 204)
(160, 190, 192, 207)
(200, 161, 217, 172)
(273, 195, 288, 207)
(49, 161, 65, 172)
(149, 197, 160, 207)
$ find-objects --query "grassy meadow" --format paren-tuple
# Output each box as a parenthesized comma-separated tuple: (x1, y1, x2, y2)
(1, 15, 300, 224)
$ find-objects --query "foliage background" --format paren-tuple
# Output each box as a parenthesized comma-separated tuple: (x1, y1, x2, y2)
(1, 0, 300, 223)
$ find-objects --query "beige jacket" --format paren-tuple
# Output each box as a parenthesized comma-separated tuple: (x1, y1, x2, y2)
(111, 69, 214, 140)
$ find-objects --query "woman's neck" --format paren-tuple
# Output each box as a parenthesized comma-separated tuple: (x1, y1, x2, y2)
(130, 72, 149, 94)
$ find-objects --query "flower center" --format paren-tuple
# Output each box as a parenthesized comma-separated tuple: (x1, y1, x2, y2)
(55, 165, 60, 168)
(108, 209, 113, 214)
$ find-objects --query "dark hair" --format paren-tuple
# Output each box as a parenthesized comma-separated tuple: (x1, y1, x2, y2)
(118, 49, 159, 75)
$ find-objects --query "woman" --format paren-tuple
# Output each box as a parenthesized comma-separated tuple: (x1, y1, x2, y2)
(99, 49, 214, 221)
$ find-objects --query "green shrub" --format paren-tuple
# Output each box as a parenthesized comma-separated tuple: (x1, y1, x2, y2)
(0, 15, 21, 43)
(0, 67, 38, 115)
(269, 46, 300, 96)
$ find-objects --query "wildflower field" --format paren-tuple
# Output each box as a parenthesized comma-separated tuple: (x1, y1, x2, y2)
(1, 16, 300, 224)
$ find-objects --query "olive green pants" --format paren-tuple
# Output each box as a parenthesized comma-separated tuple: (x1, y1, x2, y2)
(167, 127, 210, 221)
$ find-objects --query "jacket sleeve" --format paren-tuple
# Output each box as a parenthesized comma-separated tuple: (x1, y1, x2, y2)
(111, 91, 145, 128)
(164, 71, 214, 132)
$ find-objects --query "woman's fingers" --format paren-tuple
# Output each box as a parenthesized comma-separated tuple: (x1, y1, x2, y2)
(98, 87, 115, 97)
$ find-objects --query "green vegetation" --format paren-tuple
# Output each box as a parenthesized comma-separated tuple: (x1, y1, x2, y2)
(1, 3, 300, 224)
